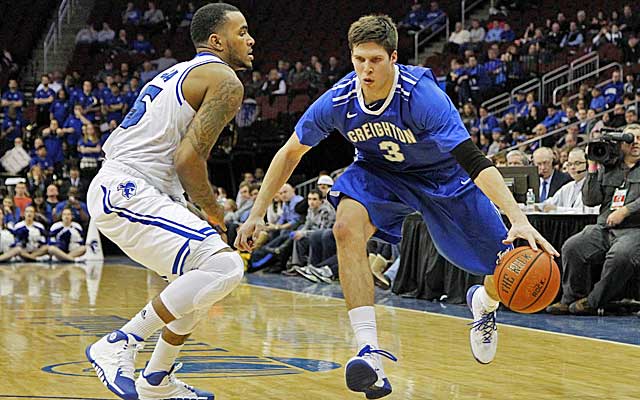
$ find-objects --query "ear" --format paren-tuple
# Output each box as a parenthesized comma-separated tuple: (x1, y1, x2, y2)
(209, 33, 224, 52)
(390, 50, 398, 64)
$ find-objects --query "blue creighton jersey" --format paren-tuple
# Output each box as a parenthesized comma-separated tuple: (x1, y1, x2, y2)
(295, 64, 470, 172)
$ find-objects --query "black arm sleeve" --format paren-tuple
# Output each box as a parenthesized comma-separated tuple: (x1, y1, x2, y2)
(450, 139, 495, 180)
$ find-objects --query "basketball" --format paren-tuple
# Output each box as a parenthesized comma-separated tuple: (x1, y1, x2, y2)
(494, 247, 560, 314)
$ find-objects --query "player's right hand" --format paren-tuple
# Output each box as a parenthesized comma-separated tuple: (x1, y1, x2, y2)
(235, 216, 266, 252)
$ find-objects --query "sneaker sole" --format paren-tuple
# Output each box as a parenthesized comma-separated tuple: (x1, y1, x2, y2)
(345, 359, 378, 392)
(85, 344, 138, 400)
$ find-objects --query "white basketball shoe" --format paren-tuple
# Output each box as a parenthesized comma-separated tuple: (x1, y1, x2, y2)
(467, 285, 498, 364)
(345, 345, 397, 399)
(85, 330, 144, 400)
(137, 362, 215, 400)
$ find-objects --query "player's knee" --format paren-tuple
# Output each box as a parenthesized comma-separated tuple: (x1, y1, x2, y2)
(166, 309, 204, 336)
(193, 251, 244, 309)
(333, 220, 355, 242)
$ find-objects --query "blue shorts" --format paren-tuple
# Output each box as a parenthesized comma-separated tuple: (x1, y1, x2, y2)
(328, 161, 510, 276)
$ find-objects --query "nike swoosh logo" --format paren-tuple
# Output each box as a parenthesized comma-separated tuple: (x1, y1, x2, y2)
(347, 112, 357, 118)
(461, 178, 471, 185)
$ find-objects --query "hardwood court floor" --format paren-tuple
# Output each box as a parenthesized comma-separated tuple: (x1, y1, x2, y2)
(0, 261, 639, 400)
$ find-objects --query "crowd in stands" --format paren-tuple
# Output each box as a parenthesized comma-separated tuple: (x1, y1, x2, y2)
(0, 1, 638, 314)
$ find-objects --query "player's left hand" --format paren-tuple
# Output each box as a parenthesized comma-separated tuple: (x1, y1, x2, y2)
(606, 207, 628, 227)
(503, 221, 559, 257)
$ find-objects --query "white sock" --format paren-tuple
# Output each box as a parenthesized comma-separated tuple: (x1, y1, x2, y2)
(121, 302, 165, 340)
(144, 336, 183, 375)
(348, 306, 379, 350)
(478, 286, 499, 312)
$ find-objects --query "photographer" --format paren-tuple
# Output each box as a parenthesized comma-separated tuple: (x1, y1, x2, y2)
(547, 124, 640, 315)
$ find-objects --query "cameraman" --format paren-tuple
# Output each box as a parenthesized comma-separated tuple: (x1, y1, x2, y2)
(547, 124, 640, 315)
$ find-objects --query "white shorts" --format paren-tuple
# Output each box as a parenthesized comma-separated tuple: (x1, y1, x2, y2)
(87, 160, 228, 281)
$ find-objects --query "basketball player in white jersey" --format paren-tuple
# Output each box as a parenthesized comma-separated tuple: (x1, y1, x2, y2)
(84, 4, 254, 400)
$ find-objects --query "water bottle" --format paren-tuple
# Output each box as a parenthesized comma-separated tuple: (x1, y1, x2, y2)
(526, 188, 535, 211)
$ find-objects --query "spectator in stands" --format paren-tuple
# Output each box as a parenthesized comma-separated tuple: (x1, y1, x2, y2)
(60, 166, 87, 201)
(30, 146, 54, 176)
(592, 24, 623, 48)
(522, 105, 542, 134)
(468, 18, 485, 51)
(540, 148, 596, 212)
(398, 2, 427, 31)
(316, 175, 333, 197)
(609, 103, 627, 128)
(626, 109, 638, 124)
(178, 2, 196, 28)
(131, 33, 155, 55)
(30, 191, 50, 227)
(560, 22, 584, 49)
(48, 207, 86, 262)
(620, 5, 639, 33)
(2, 197, 20, 230)
(245, 71, 264, 99)
(546, 22, 563, 52)
(142, 1, 165, 32)
(97, 22, 115, 45)
(0, 208, 17, 262)
(533, 147, 572, 202)
(624, 74, 636, 96)
(459, 102, 477, 132)
(547, 125, 640, 315)
(501, 23, 515, 42)
(561, 107, 578, 126)
(290, 189, 336, 270)
(77, 124, 101, 180)
(2, 79, 24, 118)
(483, 48, 506, 89)
(44, 184, 59, 222)
(465, 55, 490, 104)
(34, 74, 56, 127)
(590, 87, 606, 112)
(541, 105, 566, 130)
(112, 29, 130, 54)
(62, 104, 89, 152)
(2, 137, 30, 175)
(139, 61, 158, 84)
(575, 10, 588, 34)
(53, 186, 89, 223)
(487, 127, 503, 156)
(425, 1, 445, 31)
(13, 205, 48, 261)
(26, 165, 48, 202)
(471, 106, 498, 138)
(0, 48, 18, 78)
(1, 107, 23, 145)
(485, 19, 504, 43)
(75, 24, 97, 44)
(41, 119, 65, 170)
(225, 182, 254, 225)
(556, 124, 583, 148)
(104, 85, 125, 124)
(326, 56, 345, 86)
(446, 22, 470, 54)
(152, 48, 177, 72)
(126, 76, 140, 107)
(77, 81, 100, 121)
(603, 70, 624, 106)
(50, 88, 70, 126)
(122, 2, 142, 25)
(262, 68, 287, 97)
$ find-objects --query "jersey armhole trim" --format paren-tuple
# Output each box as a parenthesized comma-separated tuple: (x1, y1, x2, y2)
(176, 59, 228, 106)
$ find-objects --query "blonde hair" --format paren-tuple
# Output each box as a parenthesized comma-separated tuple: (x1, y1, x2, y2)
(348, 14, 397, 56)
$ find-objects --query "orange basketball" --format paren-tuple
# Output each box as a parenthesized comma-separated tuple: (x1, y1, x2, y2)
(494, 246, 560, 314)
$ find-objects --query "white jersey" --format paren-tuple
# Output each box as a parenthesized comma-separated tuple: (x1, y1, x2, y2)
(103, 53, 228, 198)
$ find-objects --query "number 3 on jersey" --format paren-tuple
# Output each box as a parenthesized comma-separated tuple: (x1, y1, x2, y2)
(121, 85, 163, 129)
(379, 141, 405, 162)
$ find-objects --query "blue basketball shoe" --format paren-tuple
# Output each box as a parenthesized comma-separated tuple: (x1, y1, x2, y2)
(466, 285, 498, 364)
(137, 362, 214, 400)
(85, 330, 144, 400)
(345, 345, 397, 399)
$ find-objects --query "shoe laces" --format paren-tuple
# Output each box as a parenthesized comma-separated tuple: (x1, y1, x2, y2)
(468, 311, 497, 344)
(116, 341, 142, 379)
(166, 363, 193, 391)
(357, 345, 398, 362)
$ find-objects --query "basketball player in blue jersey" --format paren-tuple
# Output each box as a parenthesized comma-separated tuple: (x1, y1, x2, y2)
(237, 15, 558, 399)
(84, 4, 253, 400)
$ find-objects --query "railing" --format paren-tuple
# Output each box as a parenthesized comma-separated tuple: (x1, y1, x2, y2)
(552, 62, 623, 105)
(42, 0, 78, 74)
(295, 167, 346, 199)
(461, 0, 484, 27)
(482, 77, 540, 116)
(413, 14, 449, 64)
(492, 97, 640, 160)
(570, 52, 599, 83)
(541, 64, 569, 105)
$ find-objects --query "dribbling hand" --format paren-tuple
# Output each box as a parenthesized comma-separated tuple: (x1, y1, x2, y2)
(235, 217, 266, 252)
(503, 221, 559, 257)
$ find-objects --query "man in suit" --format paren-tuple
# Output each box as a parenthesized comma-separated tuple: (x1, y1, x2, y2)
(532, 147, 572, 201)
(60, 166, 88, 201)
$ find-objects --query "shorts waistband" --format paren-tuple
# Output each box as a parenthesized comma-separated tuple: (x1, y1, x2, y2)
(101, 159, 147, 180)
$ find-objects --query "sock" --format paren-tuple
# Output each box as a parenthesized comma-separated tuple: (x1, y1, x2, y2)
(348, 306, 379, 350)
(479, 286, 499, 312)
(121, 302, 165, 340)
(144, 336, 183, 375)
